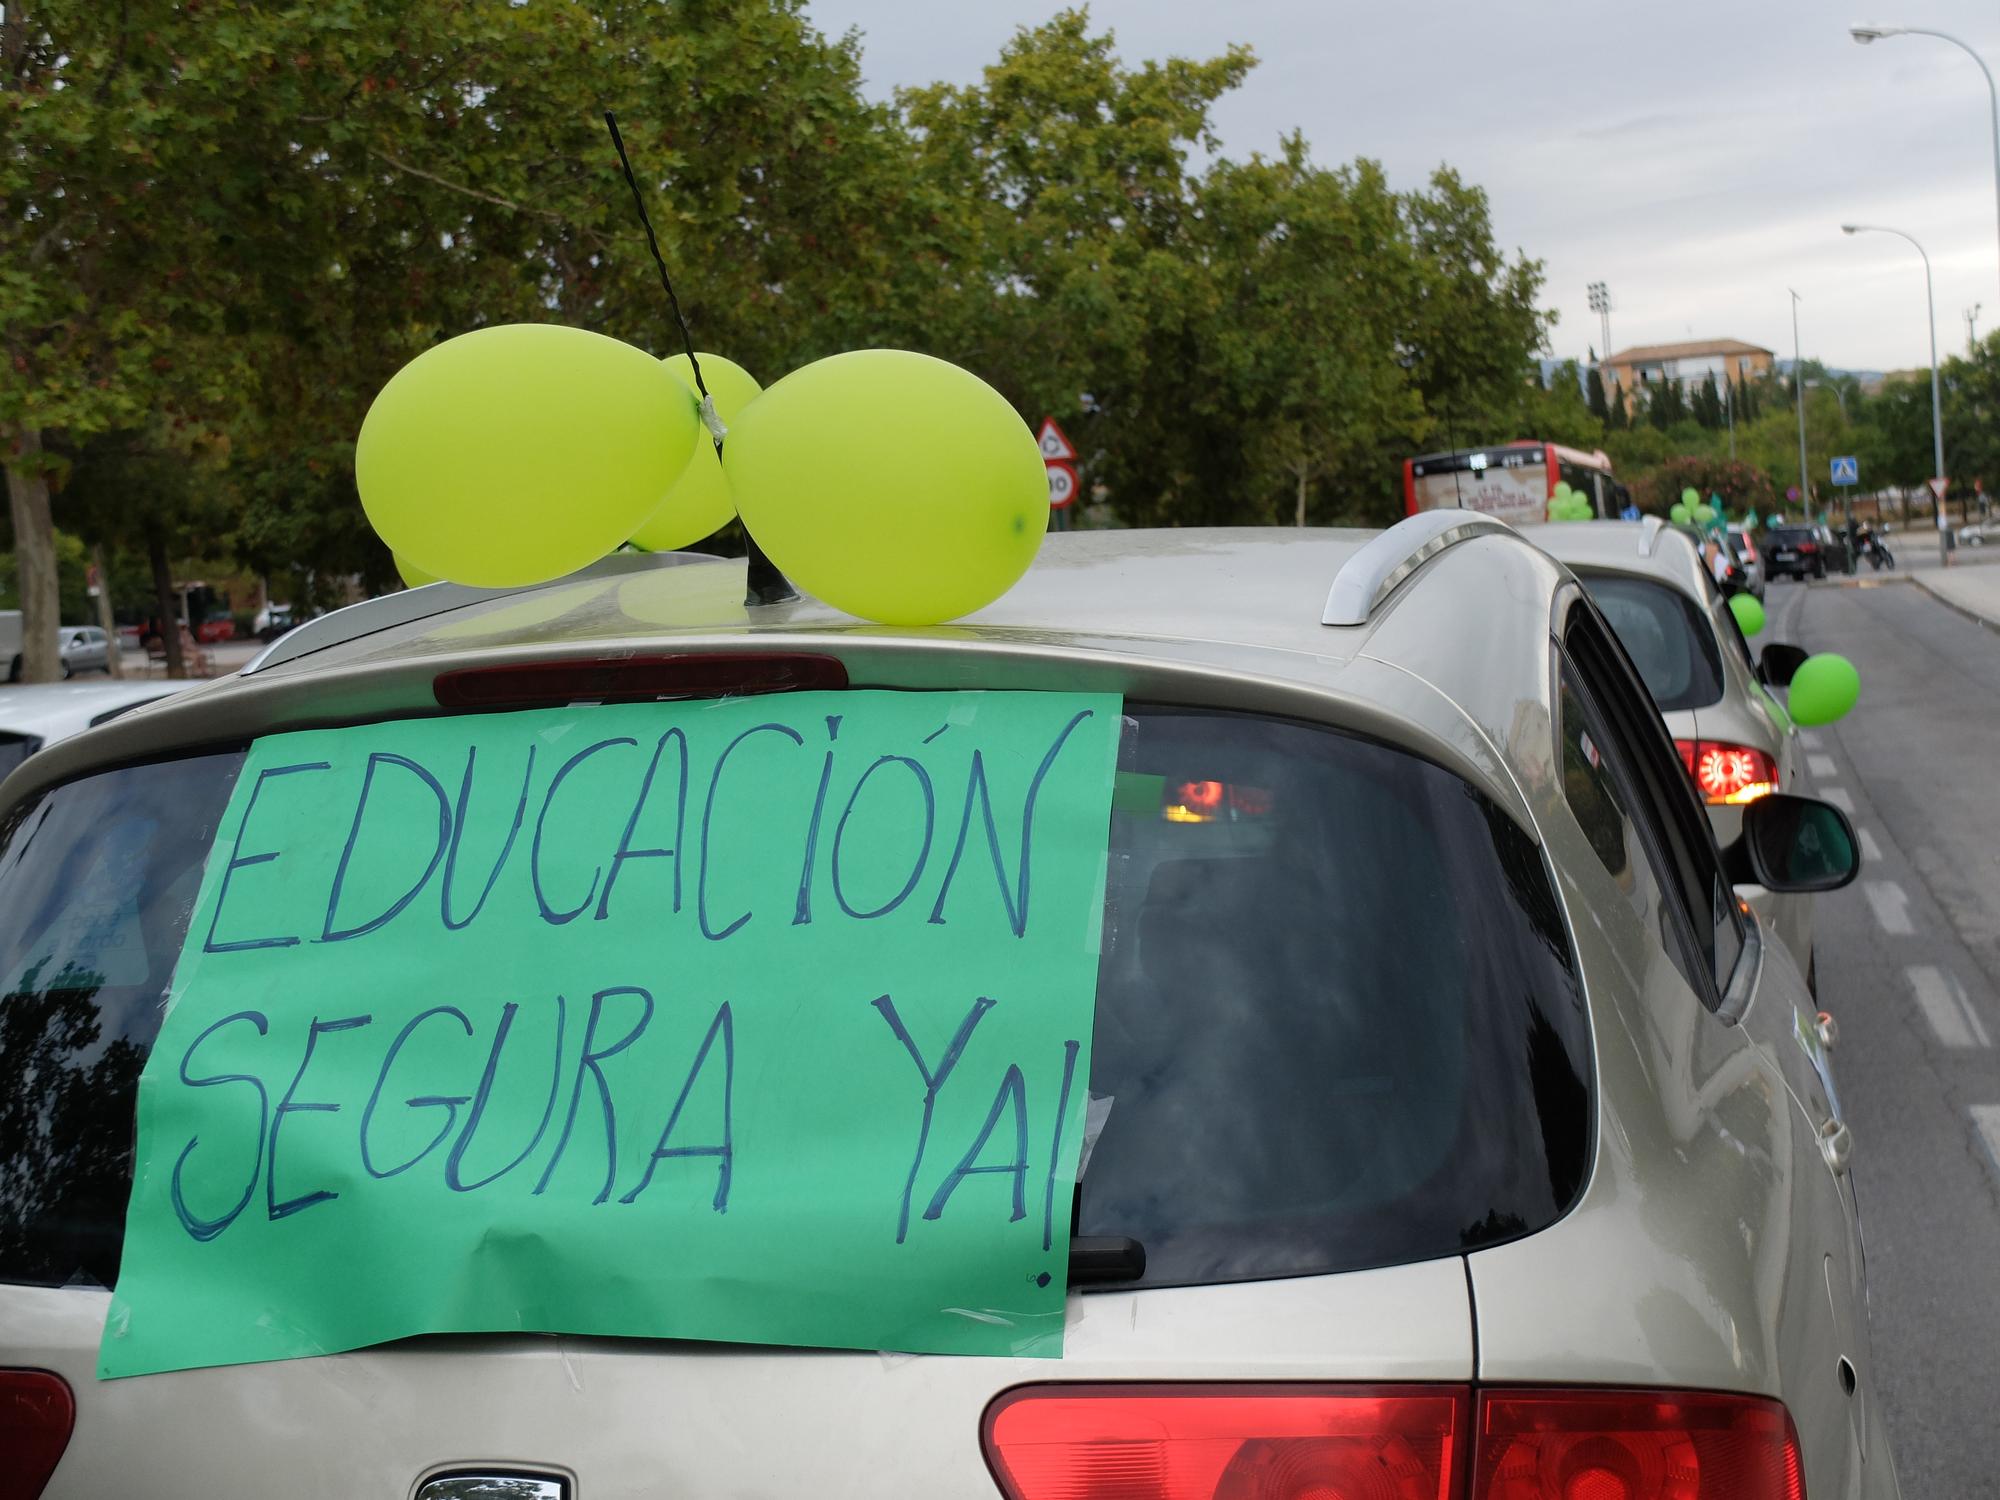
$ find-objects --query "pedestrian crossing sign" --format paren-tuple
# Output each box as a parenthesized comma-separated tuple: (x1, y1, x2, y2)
(1830, 455, 1859, 486)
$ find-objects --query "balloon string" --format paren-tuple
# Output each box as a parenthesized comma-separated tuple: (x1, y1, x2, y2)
(603, 109, 711, 414)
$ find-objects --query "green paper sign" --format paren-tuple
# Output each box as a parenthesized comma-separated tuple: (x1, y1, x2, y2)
(102, 690, 1120, 1378)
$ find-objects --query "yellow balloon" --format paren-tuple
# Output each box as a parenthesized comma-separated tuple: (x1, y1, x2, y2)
(395, 553, 439, 589)
(723, 350, 1047, 624)
(629, 353, 763, 552)
(357, 324, 700, 587)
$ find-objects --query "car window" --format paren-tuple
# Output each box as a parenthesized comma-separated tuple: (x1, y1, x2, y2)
(1577, 572, 1725, 712)
(0, 734, 41, 779)
(0, 707, 1593, 1292)
(1767, 528, 1814, 546)
(1562, 611, 1745, 1004)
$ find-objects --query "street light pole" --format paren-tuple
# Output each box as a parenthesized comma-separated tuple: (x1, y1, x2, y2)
(1842, 222, 1949, 561)
(1852, 25, 2000, 307)
(1791, 289, 1811, 517)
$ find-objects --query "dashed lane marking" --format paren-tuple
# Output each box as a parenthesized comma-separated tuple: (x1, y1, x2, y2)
(1971, 1106, 2000, 1182)
(1907, 966, 1993, 1049)
(1823, 786, 1855, 812)
(1801, 730, 1824, 750)
(1865, 881, 1915, 936)
(1858, 827, 1883, 862)
(1808, 753, 1838, 777)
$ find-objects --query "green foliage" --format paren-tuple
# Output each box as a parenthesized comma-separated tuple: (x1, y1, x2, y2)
(1632, 456, 1777, 518)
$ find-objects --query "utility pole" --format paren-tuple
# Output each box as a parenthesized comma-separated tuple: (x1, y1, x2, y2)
(1724, 377, 1736, 459)
(1969, 304, 1984, 354)
(1791, 290, 1810, 518)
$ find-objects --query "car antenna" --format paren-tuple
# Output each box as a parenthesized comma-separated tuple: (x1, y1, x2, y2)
(603, 111, 797, 606)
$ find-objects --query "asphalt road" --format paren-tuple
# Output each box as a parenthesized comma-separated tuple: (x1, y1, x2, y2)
(1771, 575, 2000, 1496)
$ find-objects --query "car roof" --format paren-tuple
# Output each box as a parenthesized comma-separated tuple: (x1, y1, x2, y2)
(0, 680, 190, 738)
(1516, 519, 1713, 600)
(4, 526, 1578, 832)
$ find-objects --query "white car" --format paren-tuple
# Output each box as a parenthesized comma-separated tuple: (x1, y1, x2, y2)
(0, 520, 1891, 1498)
(1, 615, 114, 680)
(0, 680, 194, 781)
(1527, 518, 1840, 978)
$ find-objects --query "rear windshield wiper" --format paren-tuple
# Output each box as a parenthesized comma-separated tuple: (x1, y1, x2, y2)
(1068, 1235, 1146, 1285)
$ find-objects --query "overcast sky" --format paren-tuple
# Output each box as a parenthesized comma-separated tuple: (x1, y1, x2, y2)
(804, 0, 2000, 374)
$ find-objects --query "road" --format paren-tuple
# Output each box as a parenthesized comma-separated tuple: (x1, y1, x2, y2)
(1772, 573, 2000, 1496)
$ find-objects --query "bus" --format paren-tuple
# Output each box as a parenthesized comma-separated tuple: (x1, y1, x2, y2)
(1403, 442, 1630, 527)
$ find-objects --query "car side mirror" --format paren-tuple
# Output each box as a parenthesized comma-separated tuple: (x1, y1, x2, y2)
(1759, 642, 1808, 687)
(1730, 793, 1860, 893)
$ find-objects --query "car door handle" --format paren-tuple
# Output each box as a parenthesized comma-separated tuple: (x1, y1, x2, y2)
(1819, 1117, 1854, 1175)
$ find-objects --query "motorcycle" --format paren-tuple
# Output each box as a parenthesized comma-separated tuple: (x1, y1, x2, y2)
(1858, 530, 1896, 571)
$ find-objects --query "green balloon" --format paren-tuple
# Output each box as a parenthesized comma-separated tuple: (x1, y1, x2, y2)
(1669, 502, 1692, 524)
(1728, 592, 1766, 637)
(358, 324, 700, 587)
(724, 349, 1047, 625)
(1789, 653, 1861, 726)
(1680, 487, 1700, 507)
(629, 352, 763, 552)
(395, 553, 439, 589)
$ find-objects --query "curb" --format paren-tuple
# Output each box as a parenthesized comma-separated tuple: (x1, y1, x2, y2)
(1907, 573, 2000, 637)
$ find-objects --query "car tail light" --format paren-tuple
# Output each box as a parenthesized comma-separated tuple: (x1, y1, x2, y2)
(1675, 739, 1779, 806)
(982, 1386, 1804, 1500)
(1473, 1388, 1803, 1499)
(1799, 541, 1818, 554)
(0, 1370, 74, 1500)
(433, 652, 847, 709)
(984, 1385, 1468, 1500)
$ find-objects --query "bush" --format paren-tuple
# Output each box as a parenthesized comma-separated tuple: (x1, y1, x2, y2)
(1634, 457, 1779, 520)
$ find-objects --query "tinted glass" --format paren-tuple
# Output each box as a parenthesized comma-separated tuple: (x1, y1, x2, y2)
(0, 712, 1593, 1293)
(1579, 573, 1725, 712)
(0, 734, 39, 779)
(1082, 709, 1590, 1285)
(1766, 528, 1815, 547)
(0, 751, 244, 1286)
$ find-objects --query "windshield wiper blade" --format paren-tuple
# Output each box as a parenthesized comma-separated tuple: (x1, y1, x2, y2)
(1068, 1235, 1146, 1285)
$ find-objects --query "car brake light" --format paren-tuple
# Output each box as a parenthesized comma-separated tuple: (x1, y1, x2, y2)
(0, 1370, 74, 1500)
(1674, 738, 1779, 806)
(1799, 542, 1818, 553)
(1473, 1388, 1804, 1500)
(433, 652, 847, 709)
(983, 1385, 1468, 1500)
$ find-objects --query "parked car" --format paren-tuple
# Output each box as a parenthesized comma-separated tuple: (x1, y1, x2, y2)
(1529, 517, 1836, 977)
(252, 602, 295, 642)
(1724, 522, 1765, 598)
(1763, 523, 1830, 581)
(3, 615, 117, 680)
(0, 679, 195, 781)
(0, 521, 1889, 1499)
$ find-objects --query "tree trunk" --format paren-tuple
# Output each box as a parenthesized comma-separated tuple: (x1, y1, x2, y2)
(147, 525, 187, 680)
(91, 543, 125, 678)
(1294, 466, 1310, 529)
(5, 427, 62, 683)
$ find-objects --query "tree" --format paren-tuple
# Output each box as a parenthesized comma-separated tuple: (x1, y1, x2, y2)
(1695, 372, 1723, 430)
(1646, 379, 1687, 430)
(1587, 362, 1610, 423)
(1634, 456, 1777, 518)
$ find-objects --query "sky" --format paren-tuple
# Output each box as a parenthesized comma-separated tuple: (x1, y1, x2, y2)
(802, 0, 2000, 375)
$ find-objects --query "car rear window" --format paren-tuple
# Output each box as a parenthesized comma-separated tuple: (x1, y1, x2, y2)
(1766, 528, 1814, 547)
(1578, 573, 1726, 712)
(0, 708, 1590, 1294)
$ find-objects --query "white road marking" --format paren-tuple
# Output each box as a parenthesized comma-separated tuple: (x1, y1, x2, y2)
(1907, 966, 1993, 1049)
(1801, 730, 1825, 750)
(1823, 786, 1856, 812)
(1808, 753, 1838, 777)
(1971, 1106, 2000, 1179)
(1865, 881, 1915, 936)
(1858, 827, 1884, 861)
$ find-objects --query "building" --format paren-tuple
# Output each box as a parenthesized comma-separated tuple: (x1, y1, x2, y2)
(1603, 338, 1775, 406)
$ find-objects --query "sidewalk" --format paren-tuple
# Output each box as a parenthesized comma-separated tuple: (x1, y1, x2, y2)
(1899, 543, 2000, 631)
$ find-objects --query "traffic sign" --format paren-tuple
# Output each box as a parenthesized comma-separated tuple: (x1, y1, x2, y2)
(1037, 418, 1077, 463)
(1830, 455, 1859, 486)
(1046, 461, 1079, 510)
(1930, 476, 1950, 500)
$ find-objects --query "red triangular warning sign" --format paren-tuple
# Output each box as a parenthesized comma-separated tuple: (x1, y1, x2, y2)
(1930, 476, 1950, 500)
(1037, 418, 1077, 463)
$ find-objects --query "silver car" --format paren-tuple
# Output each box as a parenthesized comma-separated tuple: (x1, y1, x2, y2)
(56, 626, 110, 677)
(1528, 519, 1826, 976)
(0, 517, 1890, 1498)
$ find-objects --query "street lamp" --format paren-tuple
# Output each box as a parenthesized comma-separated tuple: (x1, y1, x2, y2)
(1842, 222, 1949, 559)
(1587, 281, 1612, 362)
(1851, 25, 2000, 306)
(1789, 289, 1811, 515)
